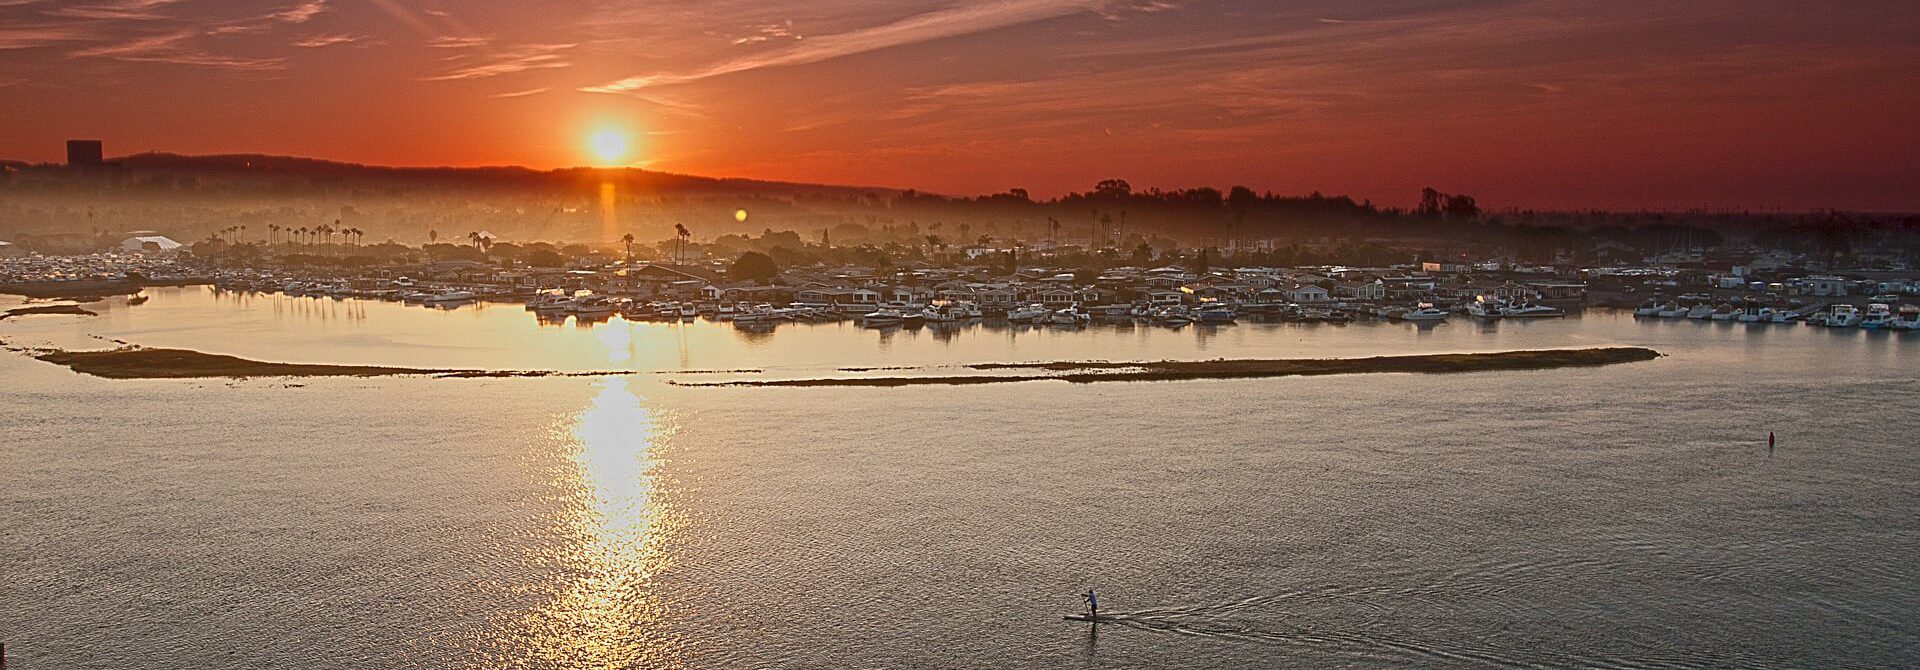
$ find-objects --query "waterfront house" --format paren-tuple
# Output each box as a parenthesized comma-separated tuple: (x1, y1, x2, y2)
(1334, 280, 1386, 301)
(1285, 283, 1332, 303)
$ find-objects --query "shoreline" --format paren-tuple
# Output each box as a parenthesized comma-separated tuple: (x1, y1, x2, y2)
(11, 345, 1660, 382)
(676, 347, 1662, 387)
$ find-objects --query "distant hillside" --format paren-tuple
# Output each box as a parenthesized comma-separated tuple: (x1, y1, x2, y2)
(103, 152, 904, 198)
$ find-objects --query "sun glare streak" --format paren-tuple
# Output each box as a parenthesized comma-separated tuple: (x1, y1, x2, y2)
(513, 379, 682, 668)
(599, 182, 618, 246)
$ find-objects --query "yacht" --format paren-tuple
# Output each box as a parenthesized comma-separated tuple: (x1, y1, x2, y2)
(1736, 307, 1777, 323)
(861, 308, 907, 326)
(424, 290, 476, 305)
(1466, 298, 1505, 319)
(921, 300, 979, 323)
(1656, 302, 1690, 318)
(1894, 308, 1920, 331)
(1502, 303, 1565, 318)
(1401, 306, 1449, 321)
(1632, 299, 1662, 317)
(716, 303, 737, 319)
(1709, 303, 1739, 321)
(1685, 303, 1715, 319)
(678, 304, 698, 319)
(1006, 304, 1051, 324)
(570, 295, 616, 317)
(1858, 303, 1896, 329)
(1049, 306, 1092, 325)
(1825, 304, 1862, 327)
(1195, 304, 1237, 322)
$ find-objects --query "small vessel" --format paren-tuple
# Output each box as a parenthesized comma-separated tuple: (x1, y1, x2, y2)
(1825, 304, 1861, 327)
(570, 295, 616, 317)
(1709, 303, 1739, 321)
(678, 303, 698, 319)
(1466, 298, 1504, 319)
(1632, 299, 1661, 317)
(1894, 308, 1920, 331)
(1737, 307, 1776, 323)
(920, 300, 976, 323)
(1502, 302, 1565, 318)
(1195, 304, 1237, 322)
(1656, 302, 1690, 318)
(1685, 303, 1715, 319)
(1006, 304, 1051, 324)
(424, 290, 476, 305)
(1048, 306, 1091, 325)
(127, 294, 150, 305)
(861, 308, 906, 326)
(1858, 303, 1896, 329)
(1400, 305, 1449, 321)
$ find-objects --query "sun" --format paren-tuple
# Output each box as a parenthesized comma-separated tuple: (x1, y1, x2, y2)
(734, 209, 748, 222)
(586, 127, 631, 166)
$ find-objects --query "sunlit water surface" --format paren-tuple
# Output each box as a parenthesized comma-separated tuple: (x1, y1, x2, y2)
(2, 287, 1914, 668)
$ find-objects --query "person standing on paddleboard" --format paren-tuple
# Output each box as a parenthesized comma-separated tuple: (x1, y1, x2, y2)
(1083, 589, 1098, 618)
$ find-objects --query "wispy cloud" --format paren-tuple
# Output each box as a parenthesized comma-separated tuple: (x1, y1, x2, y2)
(490, 86, 548, 98)
(732, 20, 800, 46)
(68, 29, 284, 69)
(269, 0, 328, 24)
(0, 23, 91, 49)
(42, 0, 177, 21)
(585, 0, 1115, 92)
(427, 35, 488, 48)
(425, 42, 573, 80)
(294, 33, 360, 48)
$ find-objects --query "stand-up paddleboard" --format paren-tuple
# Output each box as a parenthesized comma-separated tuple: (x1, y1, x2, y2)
(1062, 613, 1117, 622)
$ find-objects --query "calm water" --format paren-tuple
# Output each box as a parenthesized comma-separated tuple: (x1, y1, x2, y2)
(2, 287, 1915, 668)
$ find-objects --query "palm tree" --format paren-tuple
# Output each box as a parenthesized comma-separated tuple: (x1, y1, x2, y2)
(268, 224, 280, 246)
(295, 227, 308, 245)
(621, 233, 635, 262)
(468, 231, 483, 249)
(429, 229, 439, 245)
(674, 223, 690, 264)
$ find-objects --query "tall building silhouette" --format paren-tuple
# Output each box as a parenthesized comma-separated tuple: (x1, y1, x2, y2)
(67, 140, 104, 167)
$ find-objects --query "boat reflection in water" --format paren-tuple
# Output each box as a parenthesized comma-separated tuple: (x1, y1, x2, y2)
(513, 377, 682, 668)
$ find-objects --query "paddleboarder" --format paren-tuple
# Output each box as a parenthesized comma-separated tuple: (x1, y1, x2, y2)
(1083, 589, 1098, 619)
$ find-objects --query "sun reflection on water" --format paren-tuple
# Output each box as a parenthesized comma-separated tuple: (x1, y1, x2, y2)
(517, 377, 682, 668)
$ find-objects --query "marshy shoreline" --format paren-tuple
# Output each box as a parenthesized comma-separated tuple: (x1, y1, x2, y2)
(678, 347, 1662, 387)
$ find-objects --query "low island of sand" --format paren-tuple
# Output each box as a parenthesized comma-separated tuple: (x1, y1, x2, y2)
(677, 347, 1662, 387)
(15, 344, 1659, 383)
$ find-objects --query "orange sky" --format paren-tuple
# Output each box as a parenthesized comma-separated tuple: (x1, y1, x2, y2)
(2, 0, 1917, 210)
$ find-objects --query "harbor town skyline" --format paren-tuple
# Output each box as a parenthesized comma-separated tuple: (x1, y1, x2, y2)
(2, 0, 1918, 211)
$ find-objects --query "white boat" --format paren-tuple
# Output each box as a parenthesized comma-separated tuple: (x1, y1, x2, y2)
(424, 290, 476, 305)
(1859, 303, 1896, 329)
(1709, 303, 1739, 321)
(1825, 304, 1861, 327)
(921, 300, 977, 323)
(1467, 298, 1504, 319)
(1006, 304, 1051, 323)
(1195, 304, 1236, 322)
(1656, 302, 1690, 318)
(1894, 308, 1920, 331)
(678, 304, 698, 319)
(570, 295, 615, 317)
(1737, 307, 1776, 323)
(1400, 306, 1449, 321)
(1631, 299, 1662, 317)
(1502, 302, 1564, 318)
(1049, 306, 1091, 325)
(1685, 304, 1715, 319)
(861, 308, 906, 326)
